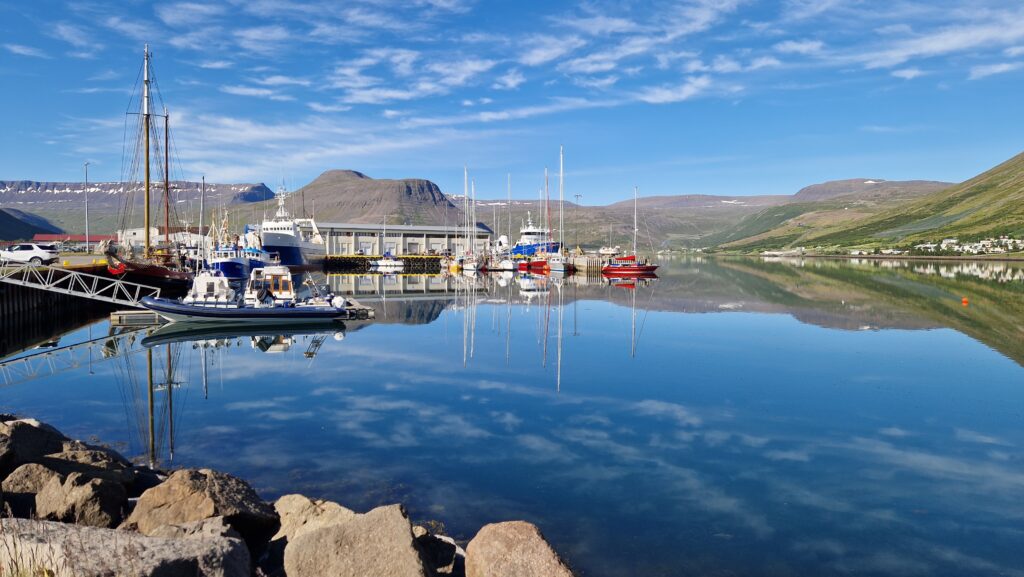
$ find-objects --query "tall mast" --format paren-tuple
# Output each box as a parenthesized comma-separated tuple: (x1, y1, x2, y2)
(506, 173, 511, 251)
(164, 107, 170, 249)
(559, 146, 564, 252)
(471, 179, 476, 257)
(626, 186, 634, 256)
(544, 167, 549, 246)
(143, 44, 151, 258)
(198, 176, 205, 271)
(463, 166, 468, 254)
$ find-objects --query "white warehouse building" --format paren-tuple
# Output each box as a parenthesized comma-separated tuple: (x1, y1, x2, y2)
(311, 222, 493, 256)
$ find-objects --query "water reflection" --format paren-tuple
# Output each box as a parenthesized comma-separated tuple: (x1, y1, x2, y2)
(2, 259, 1024, 576)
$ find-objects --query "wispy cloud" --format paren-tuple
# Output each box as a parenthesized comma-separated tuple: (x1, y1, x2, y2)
(774, 39, 824, 55)
(518, 34, 587, 66)
(492, 68, 525, 90)
(220, 85, 295, 101)
(256, 75, 311, 87)
(968, 62, 1022, 80)
(198, 60, 233, 70)
(636, 75, 713, 104)
(155, 2, 224, 27)
(4, 43, 49, 58)
(891, 67, 925, 79)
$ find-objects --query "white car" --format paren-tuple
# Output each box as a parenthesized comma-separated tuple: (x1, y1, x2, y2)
(0, 243, 59, 265)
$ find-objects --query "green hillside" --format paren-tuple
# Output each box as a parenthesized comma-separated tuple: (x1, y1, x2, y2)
(724, 151, 1024, 251)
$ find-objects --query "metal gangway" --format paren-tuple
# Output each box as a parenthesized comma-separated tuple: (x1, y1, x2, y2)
(0, 259, 161, 307)
(0, 329, 145, 387)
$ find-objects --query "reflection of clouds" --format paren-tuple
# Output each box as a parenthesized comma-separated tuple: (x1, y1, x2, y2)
(490, 411, 522, 432)
(763, 449, 811, 462)
(954, 428, 1010, 446)
(225, 396, 296, 410)
(516, 434, 577, 463)
(879, 426, 912, 437)
(632, 399, 702, 427)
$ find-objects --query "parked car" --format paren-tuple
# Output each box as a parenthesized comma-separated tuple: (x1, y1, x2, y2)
(0, 243, 59, 265)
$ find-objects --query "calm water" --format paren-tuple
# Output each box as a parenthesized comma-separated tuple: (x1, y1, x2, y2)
(3, 257, 1024, 577)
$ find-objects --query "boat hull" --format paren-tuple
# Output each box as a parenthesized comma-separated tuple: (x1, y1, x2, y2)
(601, 265, 659, 276)
(510, 241, 561, 257)
(261, 235, 326, 268)
(140, 297, 347, 324)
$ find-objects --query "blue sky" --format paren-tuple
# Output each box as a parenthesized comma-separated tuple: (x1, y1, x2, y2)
(2, 0, 1024, 204)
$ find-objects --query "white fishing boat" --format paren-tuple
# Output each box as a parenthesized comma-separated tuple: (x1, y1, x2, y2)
(258, 187, 326, 268)
(370, 218, 405, 272)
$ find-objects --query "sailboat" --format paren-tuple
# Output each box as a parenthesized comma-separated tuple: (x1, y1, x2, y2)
(371, 215, 404, 272)
(602, 186, 659, 277)
(548, 146, 573, 274)
(493, 173, 516, 272)
(106, 45, 193, 293)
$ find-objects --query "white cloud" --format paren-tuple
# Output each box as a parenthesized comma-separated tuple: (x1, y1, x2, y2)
(774, 39, 824, 55)
(968, 62, 1021, 80)
(427, 58, 497, 86)
(307, 102, 351, 113)
(51, 22, 98, 52)
(156, 2, 224, 27)
(859, 14, 1024, 69)
(199, 60, 233, 69)
(563, 14, 639, 36)
(636, 75, 712, 104)
(518, 34, 587, 66)
(3, 44, 49, 58)
(492, 68, 525, 90)
(1006, 46, 1024, 57)
(104, 16, 155, 42)
(256, 75, 311, 86)
(220, 85, 294, 101)
(234, 25, 290, 55)
(891, 67, 925, 79)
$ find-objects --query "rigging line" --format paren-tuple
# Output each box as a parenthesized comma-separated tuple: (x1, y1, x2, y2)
(635, 280, 657, 347)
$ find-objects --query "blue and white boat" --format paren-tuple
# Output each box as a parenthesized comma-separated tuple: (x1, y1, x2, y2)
(208, 246, 281, 280)
(509, 213, 560, 257)
(258, 188, 326, 268)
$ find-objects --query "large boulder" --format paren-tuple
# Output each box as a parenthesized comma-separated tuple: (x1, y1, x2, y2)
(0, 517, 249, 577)
(1, 462, 62, 517)
(122, 468, 279, 547)
(465, 521, 574, 577)
(35, 472, 127, 528)
(0, 419, 68, 475)
(284, 503, 427, 577)
(36, 448, 136, 486)
(274, 493, 356, 542)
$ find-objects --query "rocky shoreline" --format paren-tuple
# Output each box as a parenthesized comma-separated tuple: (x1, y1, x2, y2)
(0, 415, 576, 577)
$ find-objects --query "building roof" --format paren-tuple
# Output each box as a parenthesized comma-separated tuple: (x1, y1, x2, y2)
(315, 222, 493, 235)
(32, 233, 116, 242)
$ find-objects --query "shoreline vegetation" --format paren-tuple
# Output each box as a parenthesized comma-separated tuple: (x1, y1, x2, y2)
(0, 415, 576, 577)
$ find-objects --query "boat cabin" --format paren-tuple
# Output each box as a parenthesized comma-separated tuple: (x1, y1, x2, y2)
(183, 269, 236, 306)
(243, 265, 297, 306)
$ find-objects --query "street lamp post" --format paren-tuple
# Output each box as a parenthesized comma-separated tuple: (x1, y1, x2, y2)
(573, 193, 582, 249)
(84, 161, 90, 254)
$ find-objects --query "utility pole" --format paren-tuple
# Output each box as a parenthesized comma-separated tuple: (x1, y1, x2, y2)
(574, 193, 582, 250)
(84, 161, 91, 254)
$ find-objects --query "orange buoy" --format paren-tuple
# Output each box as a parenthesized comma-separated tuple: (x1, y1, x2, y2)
(961, 297, 969, 307)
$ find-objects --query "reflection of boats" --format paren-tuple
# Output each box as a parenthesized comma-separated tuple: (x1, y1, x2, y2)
(371, 254, 404, 273)
(140, 320, 346, 348)
(602, 187, 659, 277)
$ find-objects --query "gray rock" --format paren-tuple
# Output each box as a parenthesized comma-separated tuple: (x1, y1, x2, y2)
(262, 494, 356, 575)
(123, 468, 278, 548)
(273, 493, 356, 542)
(465, 521, 574, 577)
(1, 462, 63, 517)
(149, 516, 243, 541)
(0, 435, 14, 479)
(35, 472, 127, 528)
(285, 503, 427, 577)
(37, 449, 136, 486)
(0, 419, 68, 471)
(0, 517, 249, 577)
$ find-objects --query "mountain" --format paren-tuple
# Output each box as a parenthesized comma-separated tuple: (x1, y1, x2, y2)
(778, 152, 1024, 248)
(716, 179, 953, 251)
(233, 170, 463, 227)
(0, 180, 273, 234)
(0, 208, 62, 241)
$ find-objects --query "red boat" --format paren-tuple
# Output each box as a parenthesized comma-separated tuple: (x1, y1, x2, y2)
(601, 255, 658, 276)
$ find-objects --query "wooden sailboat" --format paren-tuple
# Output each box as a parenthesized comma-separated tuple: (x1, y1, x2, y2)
(602, 186, 659, 277)
(106, 45, 193, 293)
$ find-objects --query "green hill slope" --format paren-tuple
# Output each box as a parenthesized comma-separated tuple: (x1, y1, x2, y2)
(0, 208, 61, 241)
(724, 152, 1024, 251)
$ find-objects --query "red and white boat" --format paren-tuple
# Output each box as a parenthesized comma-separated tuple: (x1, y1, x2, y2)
(601, 186, 658, 277)
(602, 254, 658, 276)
